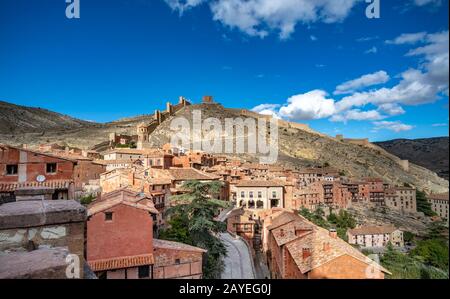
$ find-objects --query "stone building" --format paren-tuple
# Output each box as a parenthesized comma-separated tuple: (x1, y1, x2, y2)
(347, 225, 404, 248)
(0, 144, 77, 200)
(428, 192, 449, 223)
(99, 167, 172, 228)
(103, 148, 173, 169)
(86, 191, 159, 279)
(86, 189, 205, 279)
(0, 199, 87, 279)
(236, 180, 284, 212)
(153, 239, 206, 279)
(263, 211, 390, 279)
(167, 167, 227, 200)
(384, 186, 417, 213)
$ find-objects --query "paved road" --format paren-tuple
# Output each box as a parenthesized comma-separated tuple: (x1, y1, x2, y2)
(219, 232, 255, 279)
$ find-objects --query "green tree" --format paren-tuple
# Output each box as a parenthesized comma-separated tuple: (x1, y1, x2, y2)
(416, 190, 436, 216)
(381, 244, 448, 279)
(403, 231, 415, 243)
(162, 180, 229, 279)
(80, 194, 96, 206)
(410, 239, 449, 271)
(158, 214, 192, 245)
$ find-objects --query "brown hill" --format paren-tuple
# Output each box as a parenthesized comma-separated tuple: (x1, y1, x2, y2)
(0, 100, 448, 194)
(148, 103, 448, 194)
(375, 137, 449, 181)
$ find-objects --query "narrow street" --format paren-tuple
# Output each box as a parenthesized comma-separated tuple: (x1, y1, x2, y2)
(219, 232, 255, 279)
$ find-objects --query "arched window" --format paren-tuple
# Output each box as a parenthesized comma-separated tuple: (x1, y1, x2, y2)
(256, 200, 264, 209)
(248, 200, 255, 209)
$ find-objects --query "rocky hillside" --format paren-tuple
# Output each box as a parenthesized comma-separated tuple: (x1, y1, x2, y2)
(0, 101, 94, 133)
(0, 101, 154, 149)
(148, 103, 448, 194)
(0, 100, 448, 194)
(375, 137, 449, 181)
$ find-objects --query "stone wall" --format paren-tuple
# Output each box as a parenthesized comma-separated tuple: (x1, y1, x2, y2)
(0, 200, 87, 278)
(153, 246, 203, 279)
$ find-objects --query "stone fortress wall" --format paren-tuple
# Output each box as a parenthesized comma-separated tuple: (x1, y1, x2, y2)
(137, 96, 191, 149)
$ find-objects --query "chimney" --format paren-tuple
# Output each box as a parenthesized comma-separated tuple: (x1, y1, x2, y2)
(302, 247, 311, 259)
(329, 228, 337, 239)
(323, 242, 331, 252)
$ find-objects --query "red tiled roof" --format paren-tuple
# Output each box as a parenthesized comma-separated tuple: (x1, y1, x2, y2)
(0, 180, 73, 192)
(428, 192, 449, 201)
(348, 225, 398, 236)
(0, 144, 78, 163)
(236, 180, 284, 187)
(88, 253, 154, 272)
(153, 239, 207, 253)
(168, 168, 220, 181)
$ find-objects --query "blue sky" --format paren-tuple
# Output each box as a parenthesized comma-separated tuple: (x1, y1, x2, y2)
(0, 0, 448, 141)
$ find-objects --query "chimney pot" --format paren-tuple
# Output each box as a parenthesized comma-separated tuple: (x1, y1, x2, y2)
(302, 247, 311, 259)
(329, 228, 337, 239)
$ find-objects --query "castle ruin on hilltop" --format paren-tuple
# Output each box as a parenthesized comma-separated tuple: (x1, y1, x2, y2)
(137, 96, 191, 149)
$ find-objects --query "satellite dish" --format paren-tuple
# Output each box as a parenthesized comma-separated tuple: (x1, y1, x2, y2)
(36, 175, 46, 183)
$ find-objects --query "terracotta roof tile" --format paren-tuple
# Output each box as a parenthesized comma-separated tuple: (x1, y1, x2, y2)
(428, 192, 449, 201)
(168, 168, 220, 181)
(236, 180, 284, 187)
(0, 180, 73, 192)
(88, 253, 154, 272)
(348, 225, 399, 236)
(153, 239, 207, 253)
(268, 212, 391, 275)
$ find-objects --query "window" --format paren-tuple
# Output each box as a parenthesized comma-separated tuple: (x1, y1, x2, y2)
(46, 163, 57, 174)
(272, 191, 277, 198)
(138, 265, 150, 278)
(175, 258, 181, 265)
(258, 191, 262, 198)
(6, 164, 18, 175)
(105, 212, 113, 221)
(249, 191, 254, 198)
(240, 191, 245, 198)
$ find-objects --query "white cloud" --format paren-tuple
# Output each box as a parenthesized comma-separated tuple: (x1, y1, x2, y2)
(165, 0, 360, 39)
(385, 32, 427, 45)
(431, 123, 448, 127)
(164, 0, 206, 14)
(334, 70, 390, 95)
(413, 0, 442, 6)
(251, 103, 281, 118)
(373, 121, 414, 132)
(364, 46, 378, 54)
(377, 103, 405, 116)
(310, 35, 318, 41)
(278, 90, 336, 120)
(356, 36, 379, 42)
(330, 109, 385, 122)
(249, 31, 447, 126)
(336, 31, 449, 112)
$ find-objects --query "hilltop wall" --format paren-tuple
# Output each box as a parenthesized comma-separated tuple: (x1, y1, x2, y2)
(137, 97, 191, 149)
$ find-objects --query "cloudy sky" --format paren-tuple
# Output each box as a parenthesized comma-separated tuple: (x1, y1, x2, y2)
(0, 0, 448, 141)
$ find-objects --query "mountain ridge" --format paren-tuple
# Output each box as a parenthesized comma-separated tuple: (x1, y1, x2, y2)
(375, 137, 449, 181)
(0, 100, 448, 194)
